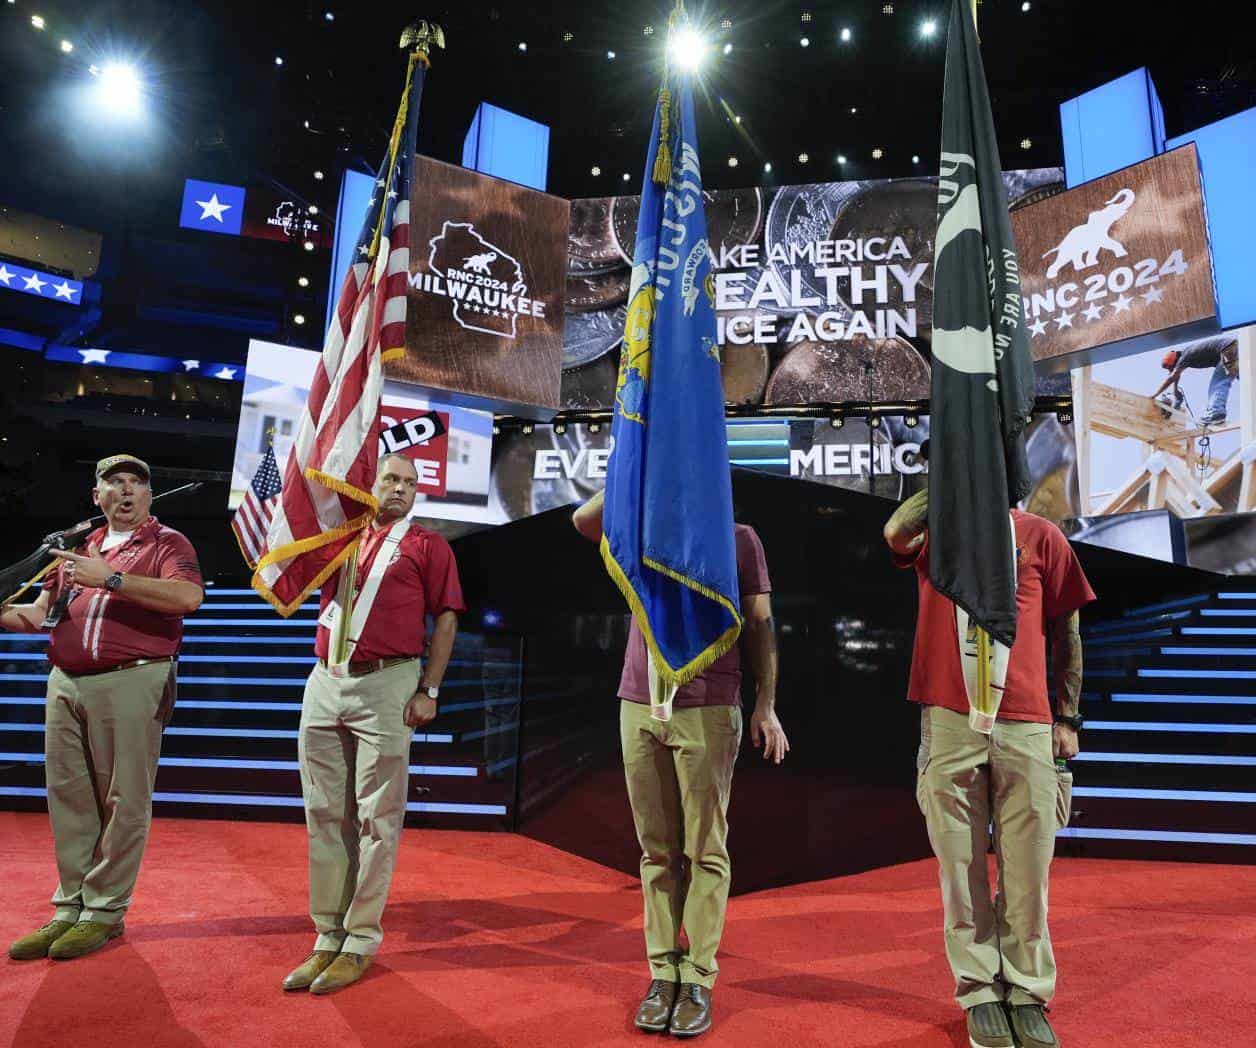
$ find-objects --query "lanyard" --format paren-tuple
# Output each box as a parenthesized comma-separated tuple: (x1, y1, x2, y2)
(323, 518, 410, 673)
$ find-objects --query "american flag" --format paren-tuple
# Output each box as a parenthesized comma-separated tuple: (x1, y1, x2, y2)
(249, 55, 426, 615)
(231, 445, 282, 569)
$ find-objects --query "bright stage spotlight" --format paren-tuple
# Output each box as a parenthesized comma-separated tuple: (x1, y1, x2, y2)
(667, 27, 708, 72)
(920, 19, 938, 38)
(95, 62, 143, 119)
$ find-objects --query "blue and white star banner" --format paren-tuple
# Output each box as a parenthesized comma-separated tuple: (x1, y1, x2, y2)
(0, 261, 83, 305)
(43, 344, 244, 381)
(179, 178, 247, 236)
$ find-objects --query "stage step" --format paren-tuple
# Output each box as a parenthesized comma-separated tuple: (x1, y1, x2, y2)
(0, 588, 525, 829)
(1072, 586, 1256, 859)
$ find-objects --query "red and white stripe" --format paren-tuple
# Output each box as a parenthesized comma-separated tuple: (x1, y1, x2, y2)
(253, 200, 410, 614)
(80, 590, 111, 664)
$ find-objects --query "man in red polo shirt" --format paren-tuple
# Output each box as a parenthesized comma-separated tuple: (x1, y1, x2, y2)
(283, 453, 465, 996)
(573, 490, 789, 1039)
(884, 488, 1094, 1048)
(3, 454, 203, 962)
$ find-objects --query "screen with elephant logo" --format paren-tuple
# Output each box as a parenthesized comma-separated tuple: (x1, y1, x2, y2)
(1009, 145, 1215, 363)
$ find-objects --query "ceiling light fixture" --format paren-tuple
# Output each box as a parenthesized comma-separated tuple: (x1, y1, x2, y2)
(667, 27, 708, 71)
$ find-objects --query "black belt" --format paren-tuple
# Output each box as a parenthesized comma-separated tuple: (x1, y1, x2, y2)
(317, 656, 416, 678)
(57, 656, 174, 678)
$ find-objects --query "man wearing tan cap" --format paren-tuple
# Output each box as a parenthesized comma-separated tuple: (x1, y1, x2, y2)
(3, 455, 203, 961)
(282, 453, 465, 995)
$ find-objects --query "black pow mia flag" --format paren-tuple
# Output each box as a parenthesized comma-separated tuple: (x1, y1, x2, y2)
(927, 0, 1036, 647)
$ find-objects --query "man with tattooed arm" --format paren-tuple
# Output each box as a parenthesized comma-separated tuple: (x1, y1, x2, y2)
(884, 487, 1094, 1048)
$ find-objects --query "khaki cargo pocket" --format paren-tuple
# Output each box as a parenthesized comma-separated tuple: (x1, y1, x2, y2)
(1055, 764, 1074, 829)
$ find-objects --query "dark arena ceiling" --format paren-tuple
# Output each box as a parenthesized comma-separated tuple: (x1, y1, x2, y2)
(0, 0, 1250, 243)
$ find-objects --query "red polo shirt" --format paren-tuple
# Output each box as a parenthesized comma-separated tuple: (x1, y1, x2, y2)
(618, 524, 771, 708)
(44, 516, 203, 675)
(314, 520, 466, 662)
(896, 510, 1095, 724)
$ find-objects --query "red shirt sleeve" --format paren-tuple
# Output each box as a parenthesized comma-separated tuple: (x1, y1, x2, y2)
(736, 526, 771, 596)
(155, 530, 204, 587)
(1039, 523, 1095, 619)
(892, 530, 928, 571)
(421, 533, 466, 617)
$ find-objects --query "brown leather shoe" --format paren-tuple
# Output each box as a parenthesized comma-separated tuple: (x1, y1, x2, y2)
(309, 952, 371, 995)
(668, 983, 712, 1038)
(9, 920, 75, 960)
(47, 919, 124, 960)
(633, 979, 679, 1032)
(282, 950, 340, 992)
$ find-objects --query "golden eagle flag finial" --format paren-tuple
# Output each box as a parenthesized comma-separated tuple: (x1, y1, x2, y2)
(400, 20, 445, 67)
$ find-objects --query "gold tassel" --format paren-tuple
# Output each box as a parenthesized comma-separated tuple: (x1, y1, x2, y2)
(652, 86, 672, 186)
(368, 51, 419, 261)
(975, 625, 992, 716)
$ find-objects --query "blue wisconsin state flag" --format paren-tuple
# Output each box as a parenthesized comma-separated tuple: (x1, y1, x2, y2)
(601, 67, 741, 718)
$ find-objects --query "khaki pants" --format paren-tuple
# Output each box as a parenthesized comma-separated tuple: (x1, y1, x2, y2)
(916, 705, 1072, 1009)
(620, 701, 741, 989)
(45, 662, 169, 925)
(298, 659, 419, 956)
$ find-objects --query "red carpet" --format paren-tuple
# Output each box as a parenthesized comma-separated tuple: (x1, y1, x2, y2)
(1, 813, 1253, 1047)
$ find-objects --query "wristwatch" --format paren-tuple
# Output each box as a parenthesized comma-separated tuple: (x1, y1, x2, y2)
(419, 684, 439, 701)
(1054, 712, 1084, 731)
(104, 572, 124, 592)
